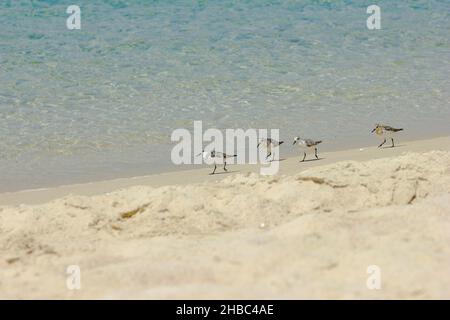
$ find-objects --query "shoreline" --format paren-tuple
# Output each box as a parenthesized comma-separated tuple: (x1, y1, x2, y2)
(1, 135, 450, 206)
(1, 137, 450, 298)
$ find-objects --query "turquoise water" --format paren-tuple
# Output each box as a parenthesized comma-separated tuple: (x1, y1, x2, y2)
(0, 0, 449, 191)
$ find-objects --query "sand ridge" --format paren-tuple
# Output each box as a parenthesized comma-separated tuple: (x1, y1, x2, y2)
(0, 150, 449, 298)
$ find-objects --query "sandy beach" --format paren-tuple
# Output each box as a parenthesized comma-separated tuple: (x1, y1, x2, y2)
(1, 136, 450, 299)
(2, 0, 450, 303)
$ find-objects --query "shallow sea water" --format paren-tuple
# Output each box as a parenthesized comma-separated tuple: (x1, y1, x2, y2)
(0, 0, 449, 191)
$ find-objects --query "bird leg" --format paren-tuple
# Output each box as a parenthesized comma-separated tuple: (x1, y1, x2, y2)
(266, 152, 271, 160)
(378, 139, 386, 148)
(315, 148, 319, 160)
(391, 138, 395, 148)
(301, 152, 306, 162)
(210, 164, 217, 175)
(223, 161, 227, 172)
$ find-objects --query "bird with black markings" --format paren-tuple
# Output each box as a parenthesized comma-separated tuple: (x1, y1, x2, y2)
(257, 138, 284, 161)
(371, 124, 403, 148)
(198, 149, 237, 175)
(292, 136, 322, 162)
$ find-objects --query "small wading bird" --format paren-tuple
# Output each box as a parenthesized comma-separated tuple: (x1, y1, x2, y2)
(292, 136, 322, 162)
(371, 124, 403, 148)
(198, 149, 237, 175)
(257, 138, 284, 161)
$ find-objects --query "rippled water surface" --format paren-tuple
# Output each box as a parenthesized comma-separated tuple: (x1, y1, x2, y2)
(0, 0, 449, 191)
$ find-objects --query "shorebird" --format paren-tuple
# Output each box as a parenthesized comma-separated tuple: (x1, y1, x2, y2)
(371, 124, 403, 148)
(198, 149, 237, 175)
(292, 137, 322, 162)
(257, 138, 284, 161)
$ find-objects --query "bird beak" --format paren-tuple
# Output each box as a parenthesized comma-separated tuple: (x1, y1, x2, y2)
(196, 152, 202, 157)
(371, 128, 376, 133)
(292, 140, 297, 145)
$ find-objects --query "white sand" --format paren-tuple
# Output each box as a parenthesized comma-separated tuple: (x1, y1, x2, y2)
(0, 136, 450, 299)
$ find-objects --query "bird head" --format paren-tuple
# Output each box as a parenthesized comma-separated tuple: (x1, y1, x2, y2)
(292, 137, 300, 145)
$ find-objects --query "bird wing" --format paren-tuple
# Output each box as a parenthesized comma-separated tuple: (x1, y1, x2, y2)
(214, 151, 225, 158)
(272, 139, 281, 146)
(305, 139, 321, 147)
(215, 151, 236, 159)
(383, 126, 403, 132)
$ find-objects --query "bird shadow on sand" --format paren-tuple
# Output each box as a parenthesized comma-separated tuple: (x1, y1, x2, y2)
(267, 158, 287, 162)
(380, 144, 406, 149)
(209, 170, 239, 175)
(299, 157, 324, 163)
